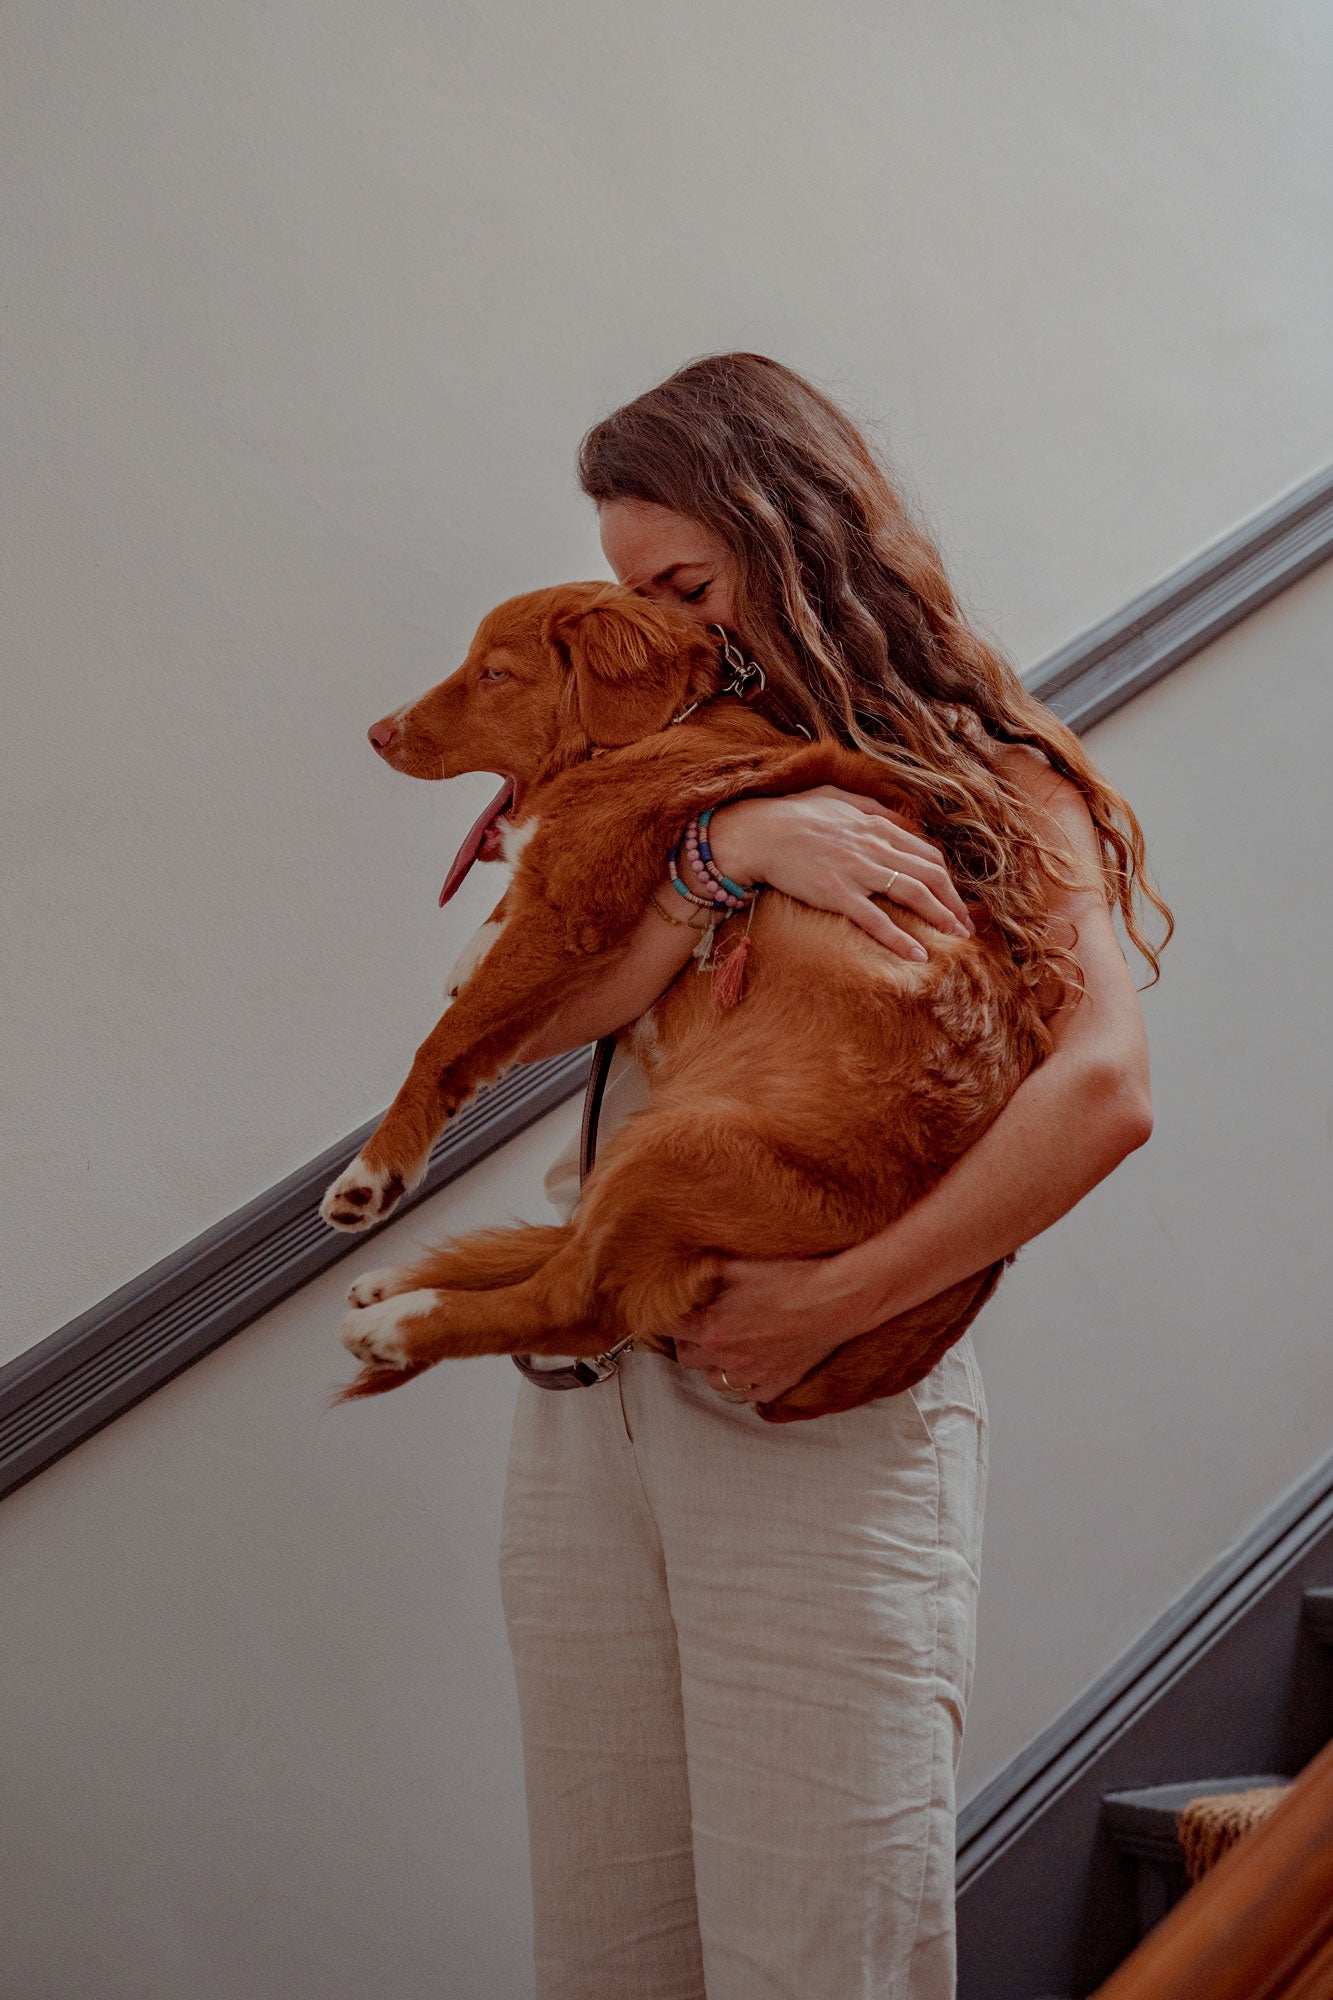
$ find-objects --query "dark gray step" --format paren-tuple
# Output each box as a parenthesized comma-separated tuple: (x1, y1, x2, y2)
(1100, 1774, 1290, 1942)
(1101, 1774, 1289, 1864)
(1303, 1586, 1333, 1646)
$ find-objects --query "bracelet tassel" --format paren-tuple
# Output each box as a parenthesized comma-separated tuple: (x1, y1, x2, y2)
(710, 896, 759, 1009)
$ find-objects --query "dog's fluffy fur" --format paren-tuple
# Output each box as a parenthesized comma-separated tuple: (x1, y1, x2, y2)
(322, 583, 1051, 1421)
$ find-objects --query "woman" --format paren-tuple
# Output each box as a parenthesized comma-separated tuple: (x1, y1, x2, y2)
(499, 353, 1170, 2000)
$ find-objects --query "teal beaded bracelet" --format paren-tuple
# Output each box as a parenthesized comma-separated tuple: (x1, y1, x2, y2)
(692, 806, 753, 902)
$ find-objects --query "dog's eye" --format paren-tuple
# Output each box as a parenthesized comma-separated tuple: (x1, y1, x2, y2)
(481, 666, 510, 683)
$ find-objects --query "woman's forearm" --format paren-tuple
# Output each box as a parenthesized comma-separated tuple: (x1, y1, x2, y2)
(516, 895, 701, 1061)
(517, 786, 970, 1063)
(669, 1044, 1154, 1404)
(668, 760, 1159, 1404)
(828, 1049, 1154, 1328)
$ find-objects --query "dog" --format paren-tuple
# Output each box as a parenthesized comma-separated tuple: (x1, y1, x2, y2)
(321, 582, 1051, 1421)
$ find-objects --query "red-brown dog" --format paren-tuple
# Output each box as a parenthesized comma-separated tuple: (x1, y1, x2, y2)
(322, 583, 1050, 1421)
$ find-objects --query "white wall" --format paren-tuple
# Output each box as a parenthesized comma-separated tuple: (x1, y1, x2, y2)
(3, 571, 1331, 1999)
(5, 0, 1332, 1354)
(0, 1103, 578, 2000)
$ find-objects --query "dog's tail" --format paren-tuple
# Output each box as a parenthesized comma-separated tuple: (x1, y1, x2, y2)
(398, 1221, 574, 1294)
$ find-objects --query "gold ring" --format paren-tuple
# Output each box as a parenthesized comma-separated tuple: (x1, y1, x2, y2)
(881, 869, 900, 895)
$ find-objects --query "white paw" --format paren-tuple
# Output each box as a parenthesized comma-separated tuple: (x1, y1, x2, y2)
(340, 1290, 441, 1370)
(347, 1267, 403, 1309)
(320, 1155, 412, 1232)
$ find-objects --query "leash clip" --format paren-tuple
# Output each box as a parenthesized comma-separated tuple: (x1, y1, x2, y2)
(512, 1336, 635, 1391)
(711, 626, 768, 702)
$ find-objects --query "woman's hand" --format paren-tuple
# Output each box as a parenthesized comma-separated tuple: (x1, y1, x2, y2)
(708, 787, 974, 961)
(673, 1254, 879, 1405)
(515, 784, 974, 1063)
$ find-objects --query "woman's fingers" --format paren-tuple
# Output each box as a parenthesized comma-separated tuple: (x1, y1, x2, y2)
(807, 788, 974, 923)
(839, 825, 971, 934)
(833, 888, 932, 960)
(867, 851, 974, 935)
(726, 786, 978, 953)
(681, 1354, 779, 1403)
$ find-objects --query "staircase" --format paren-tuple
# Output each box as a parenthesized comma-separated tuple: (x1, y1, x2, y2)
(1096, 1587, 1332, 1962)
(956, 1484, 1333, 2000)
(1093, 1732, 1333, 1999)
(1011, 1586, 1332, 1997)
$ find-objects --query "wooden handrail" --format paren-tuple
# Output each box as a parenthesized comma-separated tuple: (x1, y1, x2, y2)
(1092, 1736, 1333, 1999)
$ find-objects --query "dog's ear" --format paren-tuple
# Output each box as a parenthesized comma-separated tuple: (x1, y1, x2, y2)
(544, 588, 700, 747)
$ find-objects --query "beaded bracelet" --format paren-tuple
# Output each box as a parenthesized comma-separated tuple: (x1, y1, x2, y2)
(667, 846, 724, 909)
(678, 806, 761, 912)
(649, 890, 713, 930)
(660, 805, 767, 1002)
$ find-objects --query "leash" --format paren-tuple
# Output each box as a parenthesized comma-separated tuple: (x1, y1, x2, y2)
(511, 1033, 627, 1389)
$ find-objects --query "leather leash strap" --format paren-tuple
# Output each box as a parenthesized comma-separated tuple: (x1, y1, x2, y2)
(511, 1034, 626, 1389)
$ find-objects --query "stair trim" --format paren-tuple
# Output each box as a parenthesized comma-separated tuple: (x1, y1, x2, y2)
(1026, 463, 1333, 730)
(958, 1454, 1333, 1883)
(956, 1460, 1333, 1997)
(0, 1048, 592, 1500)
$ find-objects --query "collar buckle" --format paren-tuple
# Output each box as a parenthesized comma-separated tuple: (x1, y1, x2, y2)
(711, 625, 767, 702)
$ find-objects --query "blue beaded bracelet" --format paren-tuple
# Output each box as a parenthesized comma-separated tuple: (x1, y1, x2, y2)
(693, 806, 753, 902)
(668, 847, 721, 908)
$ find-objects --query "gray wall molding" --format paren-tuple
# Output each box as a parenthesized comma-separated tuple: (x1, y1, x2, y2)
(957, 1446, 1333, 1996)
(1026, 464, 1333, 731)
(3, 464, 1330, 1501)
(0, 1049, 591, 1500)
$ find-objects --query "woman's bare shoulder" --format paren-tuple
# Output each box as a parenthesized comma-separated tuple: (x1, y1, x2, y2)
(991, 741, 1106, 917)
(994, 740, 1085, 819)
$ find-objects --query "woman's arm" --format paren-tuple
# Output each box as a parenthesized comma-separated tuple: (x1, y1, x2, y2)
(516, 788, 975, 1062)
(674, 757, 1155, 1402)
(515, 899, 701, 1061)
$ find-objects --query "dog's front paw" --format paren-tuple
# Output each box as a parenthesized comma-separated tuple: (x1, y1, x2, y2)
(347, 1267, 405, 1309)
(340, 1290, 441, 1371)
(320, 1155, 411, 1232)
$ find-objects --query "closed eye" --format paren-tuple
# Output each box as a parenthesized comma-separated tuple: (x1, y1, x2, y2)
(680, 581, 710, 603)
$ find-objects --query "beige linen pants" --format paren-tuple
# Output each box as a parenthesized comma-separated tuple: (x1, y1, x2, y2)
(499, 1331, 987, 2000)
(500, 1048, 987, 1997)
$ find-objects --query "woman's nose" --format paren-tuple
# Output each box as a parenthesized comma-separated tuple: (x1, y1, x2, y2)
(368, 717, 399, 752)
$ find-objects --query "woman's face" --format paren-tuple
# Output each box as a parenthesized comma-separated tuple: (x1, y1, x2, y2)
(598, 498, 739, 631)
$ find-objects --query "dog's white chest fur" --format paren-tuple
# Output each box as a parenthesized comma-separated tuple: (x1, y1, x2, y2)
(443, 814, 539, 1000)
(445, 917, 505, 1000)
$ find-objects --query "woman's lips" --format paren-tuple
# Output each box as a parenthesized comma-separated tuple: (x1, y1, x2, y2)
(439, 777, 517, 906)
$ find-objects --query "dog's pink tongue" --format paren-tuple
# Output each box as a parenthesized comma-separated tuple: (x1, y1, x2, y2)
(439, 778, 516, 907)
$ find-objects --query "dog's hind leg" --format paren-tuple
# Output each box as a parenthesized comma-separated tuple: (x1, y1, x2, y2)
(345, 1222, 573, 1314)
(335, 1228, 614, 1399)
(335, 1110, 842, 1403)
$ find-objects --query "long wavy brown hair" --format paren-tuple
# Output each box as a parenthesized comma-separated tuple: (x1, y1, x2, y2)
(578, 352, 1172, 1009)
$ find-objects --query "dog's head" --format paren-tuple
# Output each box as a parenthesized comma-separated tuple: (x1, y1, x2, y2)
(367, 582, 722, 831)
